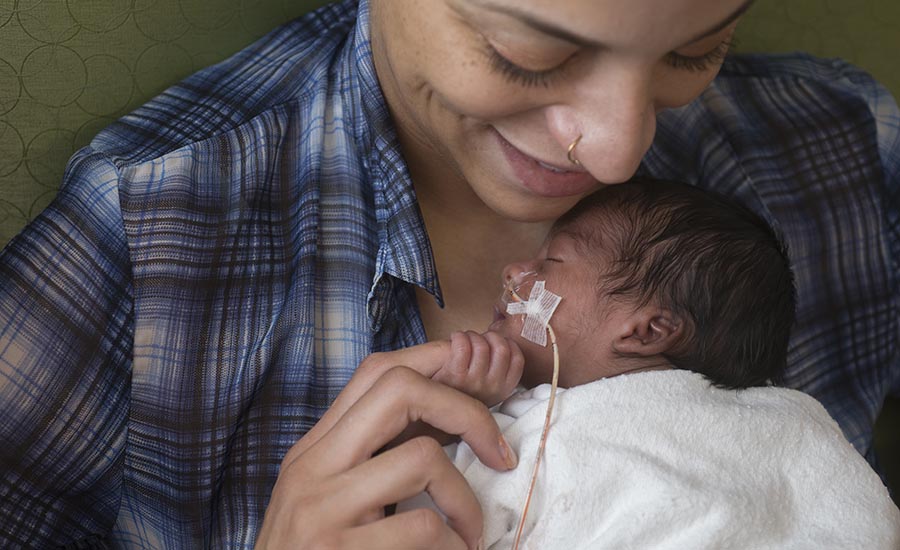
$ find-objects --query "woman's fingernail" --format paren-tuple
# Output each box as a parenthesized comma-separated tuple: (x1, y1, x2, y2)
(498, 435, 517, 469)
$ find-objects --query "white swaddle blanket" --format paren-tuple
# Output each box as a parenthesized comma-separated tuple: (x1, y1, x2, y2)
(399, 370, 900, 549)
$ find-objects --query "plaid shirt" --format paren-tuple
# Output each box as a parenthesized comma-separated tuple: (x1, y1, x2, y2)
(1, 0, 898, 547)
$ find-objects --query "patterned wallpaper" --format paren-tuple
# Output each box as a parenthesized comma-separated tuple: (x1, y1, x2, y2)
(0, 0, 329, 246)
(0, 0, 897, 246)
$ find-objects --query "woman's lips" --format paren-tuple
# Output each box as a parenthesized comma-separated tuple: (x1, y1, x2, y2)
(494, 128, 599, 198)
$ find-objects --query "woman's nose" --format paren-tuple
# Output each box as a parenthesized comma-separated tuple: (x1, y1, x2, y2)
(546, 62, 657, 184)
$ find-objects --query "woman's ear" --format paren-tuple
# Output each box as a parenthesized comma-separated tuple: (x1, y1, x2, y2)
(612, 308, 684, 357)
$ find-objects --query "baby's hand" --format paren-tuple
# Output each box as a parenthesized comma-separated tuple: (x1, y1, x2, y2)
(432, 331, 524, 407)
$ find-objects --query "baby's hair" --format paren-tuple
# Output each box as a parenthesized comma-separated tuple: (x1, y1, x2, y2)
(555, 178, 796, 390)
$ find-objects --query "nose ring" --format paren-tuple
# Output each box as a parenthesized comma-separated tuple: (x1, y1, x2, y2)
(567, 134, 582, 167)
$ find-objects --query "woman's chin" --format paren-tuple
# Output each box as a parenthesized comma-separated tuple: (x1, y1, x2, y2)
(469, 177, 587, 224)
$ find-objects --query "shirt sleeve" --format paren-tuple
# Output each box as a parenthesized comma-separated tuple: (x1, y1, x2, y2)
(797, 61, 900, 421)
(0, 147, 134, 547)
(849, 70, 900, 395)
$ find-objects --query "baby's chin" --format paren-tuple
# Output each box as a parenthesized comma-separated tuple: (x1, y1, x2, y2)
(520, 353, 556, 388)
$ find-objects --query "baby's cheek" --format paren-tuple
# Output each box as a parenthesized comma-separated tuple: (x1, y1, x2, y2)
(492, 310, 550, 379)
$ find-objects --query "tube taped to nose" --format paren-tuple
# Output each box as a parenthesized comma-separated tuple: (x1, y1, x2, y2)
(506, 280, 562, 347)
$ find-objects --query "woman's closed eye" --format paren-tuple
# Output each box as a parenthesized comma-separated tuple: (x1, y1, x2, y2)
(484, 42, 569, 88)
(484, 38, 736, 88)
(664, 39, 735, 72)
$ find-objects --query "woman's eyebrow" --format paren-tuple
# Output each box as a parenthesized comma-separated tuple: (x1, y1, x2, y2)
(685, 0, 756, 43)
(469, 0, 603, 47)
(468, 0, 756, 48)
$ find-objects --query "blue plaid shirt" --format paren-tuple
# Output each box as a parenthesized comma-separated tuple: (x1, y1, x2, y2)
(1, 0, 898, 547)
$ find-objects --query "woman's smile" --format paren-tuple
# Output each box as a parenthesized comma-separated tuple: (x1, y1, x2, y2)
(493, 127, 599, 198)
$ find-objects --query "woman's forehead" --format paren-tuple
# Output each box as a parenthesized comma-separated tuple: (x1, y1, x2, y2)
(453, 0, 753, 50)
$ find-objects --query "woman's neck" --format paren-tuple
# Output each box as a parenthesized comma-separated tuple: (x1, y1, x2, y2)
(413, 171, 552, 341)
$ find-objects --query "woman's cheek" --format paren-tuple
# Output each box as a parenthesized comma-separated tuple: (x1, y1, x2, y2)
(653, 65, 723, 110)
(425, 62, 541, 121)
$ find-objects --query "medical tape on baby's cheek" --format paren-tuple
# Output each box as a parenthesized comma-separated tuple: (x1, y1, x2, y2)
(505, 279, 562, 347)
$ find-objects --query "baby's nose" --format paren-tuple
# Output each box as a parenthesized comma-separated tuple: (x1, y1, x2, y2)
(501, 262, 542, 302)
(501, 261, 532, 283)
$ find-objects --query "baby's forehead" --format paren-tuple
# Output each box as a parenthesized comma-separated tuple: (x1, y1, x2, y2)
(550, 214, 613, 253)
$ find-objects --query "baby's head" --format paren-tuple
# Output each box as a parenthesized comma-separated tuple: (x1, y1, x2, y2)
(490, 178, 796, 390)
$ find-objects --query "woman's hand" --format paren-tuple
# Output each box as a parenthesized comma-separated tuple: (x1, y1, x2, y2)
(254, 364, 517, 550)
(355, 332, 524, 450)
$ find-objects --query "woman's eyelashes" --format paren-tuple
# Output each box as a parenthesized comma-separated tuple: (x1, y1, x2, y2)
(484, 43, 564, 88)
(484, 38, 735, 88)
(664, 39, 736, 72)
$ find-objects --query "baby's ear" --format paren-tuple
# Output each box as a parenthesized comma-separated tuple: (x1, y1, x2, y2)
(612, 308, 684, 357)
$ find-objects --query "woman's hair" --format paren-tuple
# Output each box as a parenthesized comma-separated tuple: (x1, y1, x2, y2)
(556, 178, 797, 390)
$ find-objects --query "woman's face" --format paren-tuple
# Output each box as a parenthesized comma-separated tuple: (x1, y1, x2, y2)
(370, 0, 752, 222)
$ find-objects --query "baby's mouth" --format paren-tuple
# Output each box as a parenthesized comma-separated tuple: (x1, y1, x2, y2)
(488, 304, 509, 331)
(493, 305, 507, 323)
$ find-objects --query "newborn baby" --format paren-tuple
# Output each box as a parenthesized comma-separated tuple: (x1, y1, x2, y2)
(342, 179, 900, 548)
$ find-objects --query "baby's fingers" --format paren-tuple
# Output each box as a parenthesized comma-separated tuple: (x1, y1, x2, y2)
(484, 331, 523, 398)
(464, 331, 491, 380)
(434, 331, 472, 387)
(505, 338, 525, 389)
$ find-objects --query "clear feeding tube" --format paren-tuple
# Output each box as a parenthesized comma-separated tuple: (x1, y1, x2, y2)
(500, 273, 562, 550)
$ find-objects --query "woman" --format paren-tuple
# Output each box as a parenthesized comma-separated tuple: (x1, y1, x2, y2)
(0, 0, 897, 548)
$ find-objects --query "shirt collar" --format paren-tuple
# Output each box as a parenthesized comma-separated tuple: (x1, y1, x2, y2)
(343, 0, 444, 327)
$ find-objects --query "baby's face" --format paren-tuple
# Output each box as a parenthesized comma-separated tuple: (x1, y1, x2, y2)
(489, 228, 630, 387)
